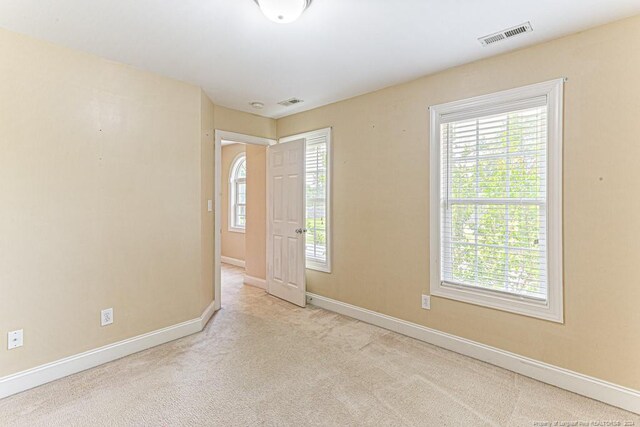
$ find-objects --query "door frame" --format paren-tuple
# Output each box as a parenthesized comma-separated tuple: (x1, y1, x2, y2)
(214, 130, 276, 311)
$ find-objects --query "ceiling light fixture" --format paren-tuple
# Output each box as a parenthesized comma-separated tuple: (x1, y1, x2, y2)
(254, 0, 312, 24)
(250, 101, 265, 109)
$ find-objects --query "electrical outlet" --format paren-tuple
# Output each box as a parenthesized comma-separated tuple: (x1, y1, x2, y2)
(8, 329, 23, 350)
(421, 294, 431, 310)
(101, 308, 114, 326)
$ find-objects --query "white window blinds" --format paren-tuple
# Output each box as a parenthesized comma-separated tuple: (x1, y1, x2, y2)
(430, 79, 564, 322)
(305, 132, 329, 269)
(440, 103, 548, 301)
(229, 154, 246, 231)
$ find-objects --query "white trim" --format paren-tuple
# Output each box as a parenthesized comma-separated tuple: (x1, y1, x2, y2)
(279, 127, 333, 274)
(218, 130, 275, 147)
(0, 301, 216, 400)
(306, 259, 331, 273)
(429, 79, 567, 117)
(200, 300, 216, 328)
(306, 293, 640, 414)
(429, 78, 564, 323)
(243, 275, 267, 290)
(221, 256, 246, 268)
(221, 140, 242, 146)
(214, 130, 276, 311)
(279, 127, 331, 144)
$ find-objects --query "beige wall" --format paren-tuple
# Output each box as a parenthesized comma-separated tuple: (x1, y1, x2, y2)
(0, 28, 214, 377)
(221, 144, 246, 261)
(245, 144, 267, 280)
(277, 15, 640, 389)
(0, 27, 278, 380)
(214, 105, 276, 140)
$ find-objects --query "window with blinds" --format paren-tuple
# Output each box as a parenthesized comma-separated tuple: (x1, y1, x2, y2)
(229, 153, 246, 232)
(430, 80, 564, 322)
(304, 129, 331, 272)
(280, 128, 332, 273)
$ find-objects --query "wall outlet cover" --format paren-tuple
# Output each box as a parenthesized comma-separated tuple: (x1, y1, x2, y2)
(101, 308, 114, 326)
(421, 294, 431, 310)
(8, 329, 23, 350)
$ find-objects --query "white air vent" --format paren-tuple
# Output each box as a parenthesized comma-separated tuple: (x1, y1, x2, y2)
(278, 98, 304, 107)
(478, 22, 533, 46)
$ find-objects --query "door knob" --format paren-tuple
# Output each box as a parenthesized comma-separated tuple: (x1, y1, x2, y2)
(295, 228, 307, 234)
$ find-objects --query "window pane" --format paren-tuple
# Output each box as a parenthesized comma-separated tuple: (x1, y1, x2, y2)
(450, 243, 475, 284)
(237, 182, 246, 204)
(477, 205, 507, 246)
(451, 160, 476, 199)
(476, 245, 508, 291)
(509, 156, 544, 199)
(478, 158, 508, 198)
(451, 204, 475, 244)
(237, 160, 247, 178)
(230, 154, 247, 230)
(508, 205, 542, 249)
(441, 106, 548, 301)
(305, 137, 328, 265)
(507, 249, 545, 299)
(478, 115, 508, 157)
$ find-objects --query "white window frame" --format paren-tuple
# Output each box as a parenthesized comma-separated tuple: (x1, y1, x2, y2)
(229, 152, 247, 233)
(429, 79, 564, 323)
(279, 127, 332, 273)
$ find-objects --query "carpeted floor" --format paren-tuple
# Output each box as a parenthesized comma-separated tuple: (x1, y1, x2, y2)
(0, 264, 637, 426)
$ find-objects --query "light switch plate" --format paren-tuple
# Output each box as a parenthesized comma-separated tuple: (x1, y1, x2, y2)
(8, 329, 23, 350)
(207, 200, 213, 212)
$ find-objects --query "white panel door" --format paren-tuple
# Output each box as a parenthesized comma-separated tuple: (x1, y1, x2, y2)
(267, 139, 306, 307)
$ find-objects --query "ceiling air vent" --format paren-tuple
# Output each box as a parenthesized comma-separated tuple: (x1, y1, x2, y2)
(478, 22, 533, 46)
(278, 98, 304, 107)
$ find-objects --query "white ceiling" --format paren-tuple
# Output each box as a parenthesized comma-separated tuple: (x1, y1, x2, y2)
(1, 0, 639, 118)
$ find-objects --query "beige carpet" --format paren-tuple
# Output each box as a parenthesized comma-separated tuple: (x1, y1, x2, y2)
(0, 264, 637, 426)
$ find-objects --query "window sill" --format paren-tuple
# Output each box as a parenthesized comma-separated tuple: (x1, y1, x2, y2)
(306, 261, 331, 274)
(431, 281, 563, 323)
(228, 227, 245, 234)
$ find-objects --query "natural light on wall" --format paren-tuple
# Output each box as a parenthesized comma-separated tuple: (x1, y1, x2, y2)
(430, 79, 564, 322)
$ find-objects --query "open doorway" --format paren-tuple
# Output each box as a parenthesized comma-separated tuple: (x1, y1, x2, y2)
(219, 143, 249, 301)
(214, 131, 275, 311)
(220, 140, 266, 296)
(213, 128, 331, 311)
(220, 144, 247, 266)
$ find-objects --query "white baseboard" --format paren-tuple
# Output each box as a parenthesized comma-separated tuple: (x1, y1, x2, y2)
(200, 300, 216, 328)
(244, 275, 266, 290)
(0, 300, 216, 400)
(221, 256, 245, 268)
(306, 293, 640, 414)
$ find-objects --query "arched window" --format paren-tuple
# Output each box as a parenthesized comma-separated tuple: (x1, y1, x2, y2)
(229, 153, 247, 232)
